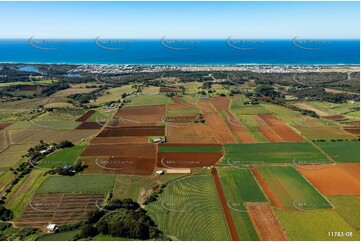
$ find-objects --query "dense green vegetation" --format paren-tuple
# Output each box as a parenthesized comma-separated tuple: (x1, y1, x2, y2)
(315, 141, 360, 162)
(37, 175, 116, 194)
(328, 196, 360, 230)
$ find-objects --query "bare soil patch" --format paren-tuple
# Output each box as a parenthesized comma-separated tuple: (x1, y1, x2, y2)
(81, 144, 156, 157)
(76, 122, 102, 129)
(246, 203, 288, 241)
(76, 110, 96, 122)
(97, 126, 165, 137)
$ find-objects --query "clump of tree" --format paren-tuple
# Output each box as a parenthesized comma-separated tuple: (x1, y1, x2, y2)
(254, 84, 281, 99)
(73, 199, 166, 241)
(50, 160, 87, 176)
(0, 206, 13, 221)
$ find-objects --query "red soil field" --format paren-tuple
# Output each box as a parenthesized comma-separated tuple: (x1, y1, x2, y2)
(16, 193, 104, 227)
(19, 85, 46, 92)
(224, 111, 256, 143)
(76, 122, 102, 129)
(166, 136, 218, 144)
(167, 96, 198, 110)
(166, 123, 216, 141)
(258, 126, 283, 142)
(246, 203, 289, 241)
(297, 165, 360, 195)
(211, 168, 240, 241)
(76, 110, 96, 122)
(199, 100, 237, 144)
(0, 122, 13, 130)
(116, 105, 166, 123)
(343, 127, 360, 135)
(97, 126, 165, 137)
(159, 143, 222, 148)
(208, 96, 230, 110)
(81, 156, 156, 175)
(251, 166, 284, 209)
(159, 87, 181, 92)
(157, 152, 223, 168)
(325, 115, 348, 121)
(81, 143, 156, 157)
(91, 136, 149, 144)
(338, 163, 360, 181)
(258, 114, 304, 142)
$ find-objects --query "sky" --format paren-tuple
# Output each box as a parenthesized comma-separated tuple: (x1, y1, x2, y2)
(0, 1, 359, 39)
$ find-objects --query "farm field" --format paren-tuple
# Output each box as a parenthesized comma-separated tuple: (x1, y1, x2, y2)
(297, 165, 360, 196)
(36, 174, 116, 194)
(112, 173, 185, 201)
(146, 175, 231, 241)
(231, 101, 271, 115)
(275, 210, 360, 241)
(314, 141, 360, 162)
(217, 168, 267, 240)
(95, 85, 135, 104)
(222, 142, 328, 164)
(257, 166, 331, 209)
(328, 196, 360, 230)
(5, 169, 47, 218)
(36, 230, 81, 241)
(125, 94, 174, 106)
(166, 123, 218, 144)
(37, 145, 86, 168)
(16, 193, 105, 226)
(0, 144, 34, 168)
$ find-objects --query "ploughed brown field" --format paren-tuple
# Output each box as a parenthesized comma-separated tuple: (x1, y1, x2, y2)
(81, 143, 156, 157)
(165, 114, 198, 123)
(76, 122, 103, 129)
(16, 193, 104, 227)
(115, 105, 166, 123)
(338, 163, 360, 181)
(157, 152, 223, 168)
(90, 136, 149, 144)
(246, 203, 289, 241)
(324, 115, 348, 121)
(258, 114, 304, 142)
(199, 100, 237, 144)
(159, 87, 181, 93)
(166, 123, 218, 144)
(223, 111, 257, 143)
(76, 110, 96, 122)
(167, 96, 198, 110)
(97, 126, 165, 137)
(296, 165, 360, 195)
(0, 122, 13, 130)
(81, 156, 156, 175)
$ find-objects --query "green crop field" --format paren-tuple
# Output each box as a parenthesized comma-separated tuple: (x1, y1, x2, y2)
(146, 175, 230, 241)
(36, 230, 80, 241)
(37, 145, 86, 168)
(315, 141, 360, 162)
(222, 143, 328, 164)
(125, 94, 174, 107)
(218, 167, 267, 240)
(258, 166, 331, 210)
(276, 210, 360, 241)
(231, 101, 271, 115)
(158, 145, 223, 153)
(5, 169, 47, 218)
(328, 196, 360, 230)
(36, 174, 116, 194)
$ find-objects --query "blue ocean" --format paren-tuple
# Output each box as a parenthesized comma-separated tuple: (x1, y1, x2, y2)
(0, 39, 359, 65)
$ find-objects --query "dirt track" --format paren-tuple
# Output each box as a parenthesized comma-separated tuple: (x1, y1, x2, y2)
(211, 168, 240, 241)
(246, 203, 288, 241)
